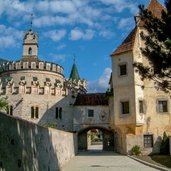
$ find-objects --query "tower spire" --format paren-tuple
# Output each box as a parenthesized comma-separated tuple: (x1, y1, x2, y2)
(30, 14, 33, 31)
(69, 59, 80, 81)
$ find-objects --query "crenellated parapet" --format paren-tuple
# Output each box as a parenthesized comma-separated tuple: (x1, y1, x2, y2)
(0, 60, 64, 76)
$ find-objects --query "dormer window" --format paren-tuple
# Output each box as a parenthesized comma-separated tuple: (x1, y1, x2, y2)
(28, 47, 32, 55)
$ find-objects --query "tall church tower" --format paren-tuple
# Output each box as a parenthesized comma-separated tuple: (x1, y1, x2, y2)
(22, 15, 38, 60)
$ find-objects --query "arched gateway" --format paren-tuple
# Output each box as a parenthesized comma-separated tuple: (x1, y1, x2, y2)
(78, 126, 114, 151)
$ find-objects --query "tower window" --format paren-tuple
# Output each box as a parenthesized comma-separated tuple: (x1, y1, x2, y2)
(31, 106, 39, 119)
(119, 63, 127, 76)
(139, 100, 145, 114)
(56, 107, 62, 120)
(157, 100, 168, 113)
(28, 47, 32, 55)
(121, 101, 129, 114)
(56, 107, 58, 119)
(59, 107, 62, 119)
(7, 105, 13, 116)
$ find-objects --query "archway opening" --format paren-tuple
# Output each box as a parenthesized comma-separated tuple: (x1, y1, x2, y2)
(87, 129, 103, 151)
(78, 127, 114, 152)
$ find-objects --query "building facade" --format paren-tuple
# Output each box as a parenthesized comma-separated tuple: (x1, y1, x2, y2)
(111, 0, 171, 154)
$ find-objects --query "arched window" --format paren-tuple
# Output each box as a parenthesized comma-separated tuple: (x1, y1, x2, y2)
(28, 47, 32, 55)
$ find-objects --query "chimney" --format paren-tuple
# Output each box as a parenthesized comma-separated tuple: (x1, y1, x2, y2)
(134, 14, 140, 25)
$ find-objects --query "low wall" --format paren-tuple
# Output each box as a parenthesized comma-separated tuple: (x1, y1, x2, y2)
(0, 112, 77, 171)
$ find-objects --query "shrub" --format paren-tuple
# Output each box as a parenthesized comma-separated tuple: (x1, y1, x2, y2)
(160, 132, 169, 155)
(131, 145, 141, 155)
(0, 98, 8, 112)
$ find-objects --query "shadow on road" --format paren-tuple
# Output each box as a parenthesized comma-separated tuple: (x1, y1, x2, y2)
(77, 150, 123, 156)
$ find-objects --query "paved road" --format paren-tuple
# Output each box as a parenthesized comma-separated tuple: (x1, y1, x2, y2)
(62, 151, 158, 171)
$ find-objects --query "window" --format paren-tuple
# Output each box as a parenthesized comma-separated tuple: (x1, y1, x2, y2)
(7, 105, 13, 116)
(56, 107, 58, 119)
(88, 109, 94, 117)
(158, 100, 168, 113)
(144, 135, 153, 148)
(31, 106, 39, 119)
(139, 100, 144, 114)
(31, 106, 34, 118)
(28, 47, 32, 55)
(59, 107, 62, 119)
(119, 64, 127, 76)
(35, 107, 39, 119)
(56, 107, 62, 120)
(121, 101, 129, 114)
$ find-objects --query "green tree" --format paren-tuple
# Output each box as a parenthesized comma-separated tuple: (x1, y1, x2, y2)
(160, 132, 169, 154)
(134, 0, 171, 93)
(0, 98, 8, 112)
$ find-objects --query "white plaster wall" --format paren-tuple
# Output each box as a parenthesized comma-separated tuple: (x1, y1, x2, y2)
(112, 52, 136, 125)
(133, 27, 145, 125)
(73, 105, 109, 131)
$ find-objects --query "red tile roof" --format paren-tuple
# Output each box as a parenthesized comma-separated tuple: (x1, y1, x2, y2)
(74, 93, 108, 106)
(147, 0, 165, 18)
(112, 0, 164, 56)
(112, 27, 137, 56)
(138, 0, 165, 27)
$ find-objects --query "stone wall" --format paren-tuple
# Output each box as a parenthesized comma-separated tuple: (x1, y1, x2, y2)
(0, 112, 77, 171)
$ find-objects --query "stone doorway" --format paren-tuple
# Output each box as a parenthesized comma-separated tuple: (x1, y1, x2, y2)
(78, 127, 114, 151)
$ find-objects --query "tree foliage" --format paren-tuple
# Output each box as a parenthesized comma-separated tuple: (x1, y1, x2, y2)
(160, 132, 169, 154)
(0, 98, 8, 112)
(134, 0, 171, 93)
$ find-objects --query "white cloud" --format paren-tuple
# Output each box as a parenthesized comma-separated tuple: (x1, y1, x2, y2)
(43, 30, 67, 42)
(0, 24, 23, 48)
(99, 30, 114, 38)
(0, 36, 16, 48)
(49, 53, 66, 62)
(0, 0, 139, 46)
(0, 0, 33, 18)
(57, 44, 66, 51)
(99, 0, 138, 13)
(118, 17, 134, 30)
(70, 28, 94, 40)
(88, 68, 112, 92)
(33, 15, 73, 27)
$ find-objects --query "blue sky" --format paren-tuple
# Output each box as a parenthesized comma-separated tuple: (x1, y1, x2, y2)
(0, 0, 164, 92)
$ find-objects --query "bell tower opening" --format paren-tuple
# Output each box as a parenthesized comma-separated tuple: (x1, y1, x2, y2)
(28, 47, 32, 55)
